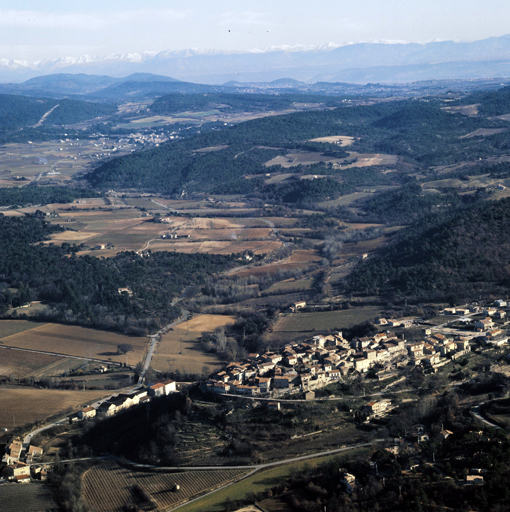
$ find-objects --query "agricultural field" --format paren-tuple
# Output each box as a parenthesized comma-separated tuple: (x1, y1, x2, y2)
(0, 139, 135, 185)
(309, 135, 355, 146)
(0, 387, 110, 429)
(0, 323, 148, 365)
(149, 239, 281, 255)
(264, 278, 314, 294)
(0, 348, 86, 379)
(235, 249, 322, 278)
(317, 191, 374, 207)
(0, 482, 57, 512)
(267, 306, 381, 342)
(265, 151, 396, 169)
(21, 203, 282, 257)
(152, 314, 235, 376)
(82, 462, 250, 512)
(0, 319, 47, 339)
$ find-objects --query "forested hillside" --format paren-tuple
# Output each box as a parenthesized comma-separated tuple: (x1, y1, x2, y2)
(347, 197, 510, 302)
(0, 186, 101, 208)
(150, 92, 342, 114)
(0, 94, 116, 128)
(85, 97, 506, 195)
(0, 215, 237, 334)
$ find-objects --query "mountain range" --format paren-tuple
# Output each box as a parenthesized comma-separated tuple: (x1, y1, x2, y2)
(3, 35, 510, 85)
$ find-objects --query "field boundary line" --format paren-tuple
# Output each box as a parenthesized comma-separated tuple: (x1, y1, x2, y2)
(0, 322, 51, 342)
(0, 345, 124, 367)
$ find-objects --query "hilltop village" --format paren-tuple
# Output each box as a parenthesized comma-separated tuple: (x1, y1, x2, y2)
(206, 301, 510, 398)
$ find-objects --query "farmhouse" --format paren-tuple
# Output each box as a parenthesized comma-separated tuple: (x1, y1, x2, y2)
(3, 461, 30, 482)
(2, 439, 23, 464)
(290, 301, 306, 312)
(78, 406, 97, 420)
(97, 401, 118, 417)
(148, 379, 176, 397)
(25, 445, 43, 464)
(363, 401, 389, 417)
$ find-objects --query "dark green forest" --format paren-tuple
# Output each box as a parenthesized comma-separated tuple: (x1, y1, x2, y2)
(0, 94, 117, 128)
(0, 186, 101, 208)
(347, 197, 510, 302)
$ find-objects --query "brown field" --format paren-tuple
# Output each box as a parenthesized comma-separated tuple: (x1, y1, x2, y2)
(265, 152, 342, 168)
(349, 153, 397, 167)
(336, 237, 391, 259)
(265, 151, 396, 169)
(0, 323, 148, 364)
(47, 230, 100, 241)
(175, 227, 271, 241)
(262, 217, 300, 227)
(0, 387, 111, 429)
(0, 208, 25, 216)
(148, 240, 281, 255)
(318, 191, 374, 207)
(310, 135, 355, 146)
(235, 249, 322, 278)
(264, 173, 295, 184)
(264, 278, 314, 294)
(269, 306, 381, 339)
(442, 104, 479, 116)
(0, 482, 57, 512)
(461, 128, 507, 138)
(0, 348, 70, 378)
(152, 315, 235, 375)
(0, 319, 47, 339)
(82, 462, 250, 512)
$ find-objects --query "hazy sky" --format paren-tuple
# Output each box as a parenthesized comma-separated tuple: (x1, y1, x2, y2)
(1, 0, 508, 61)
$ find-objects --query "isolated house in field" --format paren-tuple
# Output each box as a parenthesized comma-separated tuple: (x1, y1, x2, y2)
(363, 401, 389, 417)
(290, 301, 306, 312)
(147, 379, 176, 397)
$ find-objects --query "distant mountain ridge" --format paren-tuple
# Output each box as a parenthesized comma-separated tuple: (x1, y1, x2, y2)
(3, 35, 510, 84)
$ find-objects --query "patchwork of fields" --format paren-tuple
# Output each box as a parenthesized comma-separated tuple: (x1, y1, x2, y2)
(0, 322, 148, 364)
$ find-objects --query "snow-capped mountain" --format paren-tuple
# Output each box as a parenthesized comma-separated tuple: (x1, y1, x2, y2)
(2, 35, 510, 84)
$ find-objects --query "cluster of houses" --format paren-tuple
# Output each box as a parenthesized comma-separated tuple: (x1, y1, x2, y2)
(70, 379, 176, 422)
(205, 325, 482, 397)
(2, 439, 44, 483)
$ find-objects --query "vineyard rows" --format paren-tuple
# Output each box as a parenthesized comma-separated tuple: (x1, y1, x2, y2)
(82, 462, 250, 511)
